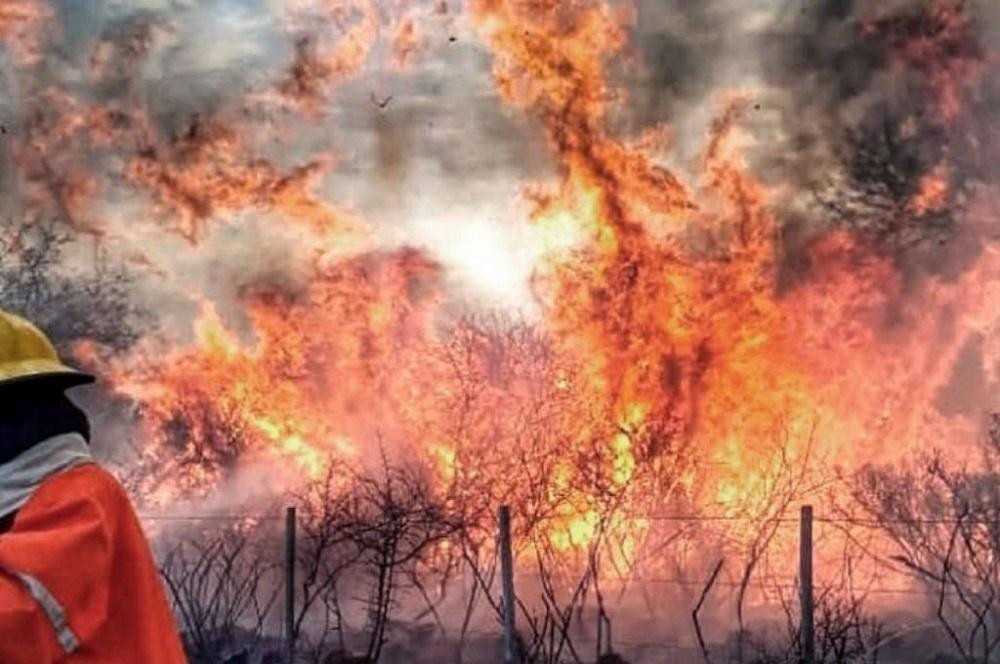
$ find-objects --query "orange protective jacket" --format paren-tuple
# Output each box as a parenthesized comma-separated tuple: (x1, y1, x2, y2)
(0, 462, 187, 663)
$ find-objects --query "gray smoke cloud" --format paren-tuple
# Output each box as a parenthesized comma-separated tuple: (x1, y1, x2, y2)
(5, 0, 994, 323)
(3, 0, 559, 328)
(621, 0, 999, 282)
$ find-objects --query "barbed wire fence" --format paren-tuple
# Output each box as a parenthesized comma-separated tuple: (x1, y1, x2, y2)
(137, 505, 981, 664)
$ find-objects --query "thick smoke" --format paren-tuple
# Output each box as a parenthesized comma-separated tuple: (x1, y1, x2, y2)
(622, 1, 999, 281)
(760, 1, 998, 269)
(9, 1, 992, 329)
(2, 0, 554, 326)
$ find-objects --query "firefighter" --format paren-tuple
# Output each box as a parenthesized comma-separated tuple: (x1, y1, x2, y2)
(0, 310, 187, 663)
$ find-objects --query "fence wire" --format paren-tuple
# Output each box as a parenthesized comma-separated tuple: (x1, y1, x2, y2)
(138, 508, 982, 659)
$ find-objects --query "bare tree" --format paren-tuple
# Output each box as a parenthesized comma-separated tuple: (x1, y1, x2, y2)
(291, 464, 359, 664)
(433, 312, 701, 663)
(0, 218, 149, 352)
(339, 454, 464, 663)
(732, 424, 820, 664)
(289, 453, 465, 664)
(679, 421, 823, 664)
(747, 582, 883, 664)
(159, 526, 281, 664)
(852, 415, 1000, 662)
(433, 312, 583, 535)
(456, 480, 639, 664)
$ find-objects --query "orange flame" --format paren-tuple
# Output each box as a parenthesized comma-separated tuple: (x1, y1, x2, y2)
(36, 0, 995, 568)
(909, 163, 950, 215)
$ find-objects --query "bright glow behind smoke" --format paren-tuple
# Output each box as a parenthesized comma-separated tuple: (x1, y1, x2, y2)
(410, 215, 537, 309)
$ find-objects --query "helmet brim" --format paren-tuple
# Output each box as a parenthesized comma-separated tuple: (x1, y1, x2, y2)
(0, 370, 96, 393)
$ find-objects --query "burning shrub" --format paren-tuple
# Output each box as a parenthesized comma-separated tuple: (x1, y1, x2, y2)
(817, 115, 957, 251)
(815, 1, 991, 256)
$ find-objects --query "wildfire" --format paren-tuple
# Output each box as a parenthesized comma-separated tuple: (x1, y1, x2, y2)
(2, 0, 998, 576)
(109, 0, 998, 555)
(107, 248, 446, 504)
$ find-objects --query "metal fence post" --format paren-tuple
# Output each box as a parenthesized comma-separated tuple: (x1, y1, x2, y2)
(499, 505, 518, 664)
(800, 505, 815, 664)
(285, 506, 297, 664)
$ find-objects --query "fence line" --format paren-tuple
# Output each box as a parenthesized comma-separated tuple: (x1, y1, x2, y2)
(630, 513, 1000, 526)
(516, 572, 946, 597)
(139, 514, 285, 521)
(140, 511, 997, 526)
(149, 505, 987, 662)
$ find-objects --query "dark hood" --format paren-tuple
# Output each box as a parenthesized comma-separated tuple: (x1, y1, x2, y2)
(0, 385, 90, 465)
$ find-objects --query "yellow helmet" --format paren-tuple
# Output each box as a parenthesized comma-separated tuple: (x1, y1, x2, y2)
(0, 309, 94, 389)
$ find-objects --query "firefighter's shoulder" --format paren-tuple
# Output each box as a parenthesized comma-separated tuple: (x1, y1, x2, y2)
(28, 461, 131, 516)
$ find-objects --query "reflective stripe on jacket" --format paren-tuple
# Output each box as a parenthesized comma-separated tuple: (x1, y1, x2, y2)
(0, 462, 187, 663)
